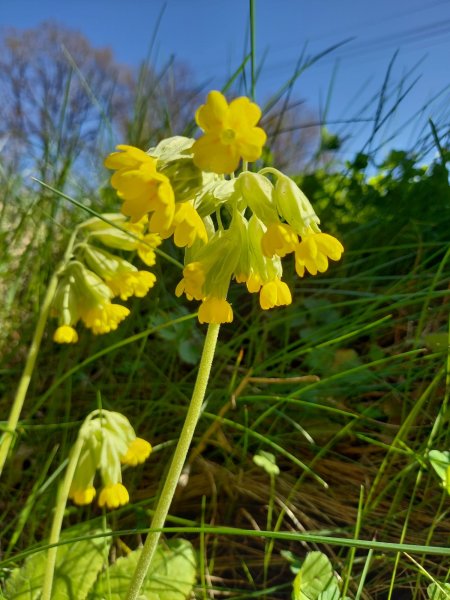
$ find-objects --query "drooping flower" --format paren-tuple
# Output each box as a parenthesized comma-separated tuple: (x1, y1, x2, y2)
(53, 325, 79, 344)
(98, 483, 129, 509)
(261, 222, 298, 258)
(198, 296, 233, 324)
(295, 232, 344, 277)
(69, 410, 152, 510)
(259, 279, 292, 310)
(192, 91, 267, 174)
(104, 145, 175, 230)
(121, 438, 152, 467)
(161, 201, 208, 248)
(79, 303, 130, 335)
(82, 244, 156, 301)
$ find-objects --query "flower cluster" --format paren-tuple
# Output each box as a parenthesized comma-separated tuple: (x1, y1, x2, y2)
(69, 410, 152, 509)
(52, 214, 161, 343)
(103, 90, 343, 325)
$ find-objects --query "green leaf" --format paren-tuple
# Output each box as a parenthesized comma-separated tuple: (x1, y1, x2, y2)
(292, 552, 335, 600)
(89, 538, 196, 600)
(253, 451, 280, 477)
(5, 532, 109, 600)
(429, 450, 450, 493)
(423, 333, 449, 353)
(318, 581, 341, 600)
(427, 582, 450, 600)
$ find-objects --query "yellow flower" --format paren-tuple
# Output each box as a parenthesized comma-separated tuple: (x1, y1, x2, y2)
(79, 303, 130, 335)
(198, 297, 233, 324)
(259, 279, 292, 310)
(106, 271, 156, 301)
(192, 91, 267, 174)
(261, 222, 298, 258)
(161, 202, 208, 248)
(104, 144, 175, 230)
(69, 486, 97, 506)
(137, 233, 161, 266)
(98, 483, 129, 509)
(53, 325, 78, 344)
(295, 233, 344, 277)
(175, 262, 206, 301)
(121, 438, 152, 467)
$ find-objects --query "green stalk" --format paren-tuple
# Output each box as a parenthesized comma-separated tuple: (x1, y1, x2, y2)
(41, 434, 85, 600)
(0, 228, 78, 476)
(126, 323, 220, 599)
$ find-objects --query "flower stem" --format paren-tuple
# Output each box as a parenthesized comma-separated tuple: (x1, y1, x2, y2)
(0, 229, 78, 476)
(41, 434, 85, 600)
(126, 323, 220, 599)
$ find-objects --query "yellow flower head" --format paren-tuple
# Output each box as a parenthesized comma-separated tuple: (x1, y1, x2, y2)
(69, 410, 152, 509)
(175, 262, 206, 301)
(198, 296, 233, 324)
(104, 145, 175, 230)
(259, 279, 292, 310)
(53, 325, 78, 344)
(295, 233, 344, 277)
(192, 91, 267, 174)
(69, 486, 96, 506)
(121, 438, 152, 467)
(98, 483, 129, 509)
(106, 271, 156, 301)
(137, 233, 162, 266)
(80, 303, 130, 335)
(161, 202, 208, 248)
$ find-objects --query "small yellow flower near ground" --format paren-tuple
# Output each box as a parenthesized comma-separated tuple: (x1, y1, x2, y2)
(261, 222, 299, 258)
(198, 297, 233, 324)
(79, 303, 130, 335)
(295, 233, 344, 277)
(104, 144, 175, 229)
(259, 279, 292, 310)
(98, 483, 130, 509)
(121, 438, 152, 467)
(69, 486, 96, 505)
(53, 325, 79, 344)
(192, 91, 267, 174)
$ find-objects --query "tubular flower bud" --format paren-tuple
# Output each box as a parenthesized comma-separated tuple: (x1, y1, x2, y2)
(192, 91, 267, 174)
(104, 145, 175, 229)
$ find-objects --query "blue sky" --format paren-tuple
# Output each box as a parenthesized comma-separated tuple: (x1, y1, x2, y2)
(2, 0, 450, 160)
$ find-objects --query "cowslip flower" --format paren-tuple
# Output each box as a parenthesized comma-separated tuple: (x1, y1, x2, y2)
(192, 90, 267, 174)
(69, 410, 152, 510)
(104, 145, 175, 230)
(52, 262, 130, 340)
(53, 325, 79, 344)
(84, 214, 162, 267)
(82, 244, 156, 301)
(160, 201, 208, 248)
(295, 232, 344, 277)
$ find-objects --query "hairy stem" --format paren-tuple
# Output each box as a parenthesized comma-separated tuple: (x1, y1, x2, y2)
(126, 323, 220, 599)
